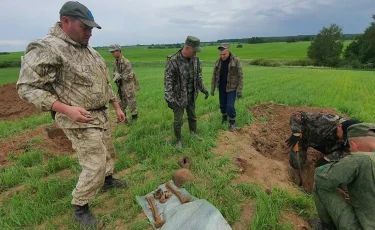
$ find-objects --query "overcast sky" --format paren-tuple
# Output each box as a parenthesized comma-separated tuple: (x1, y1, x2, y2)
(0, 0, 374, 52)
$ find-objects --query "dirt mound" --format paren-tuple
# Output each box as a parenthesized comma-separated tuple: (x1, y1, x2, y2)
(0, 83, 41, 121)
(248, 102, 346, 193)
(0, 124, 73, 166)
(214, 102, 346, 194)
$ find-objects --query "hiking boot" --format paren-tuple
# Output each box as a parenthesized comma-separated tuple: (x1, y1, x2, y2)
(222, 114, 228, 124)
(73, 204, 99, 229)
(132, 114, 138, 120)
(178, 156, 191, 169)
(229, 119, 236, 132)
(308, 217, 336, 230)
(101, 175, 127, 192)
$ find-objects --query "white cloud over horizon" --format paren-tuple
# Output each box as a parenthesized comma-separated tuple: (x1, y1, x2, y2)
(0, 0, 374, 52)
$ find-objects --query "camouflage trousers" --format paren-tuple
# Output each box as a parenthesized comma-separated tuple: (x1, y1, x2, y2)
(63, 127, 116, 206)
(118, 80, 137, 116)
(313, 183, 362, 229)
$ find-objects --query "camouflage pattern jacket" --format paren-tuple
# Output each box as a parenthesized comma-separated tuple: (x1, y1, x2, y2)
(211, 53, 243, 94)
(17, 22, 117, 129)
(164, 49, 206, 107)
(113, 56, 134, 82)
(290, 112, 349, 157)
(315, 150, 375, 228)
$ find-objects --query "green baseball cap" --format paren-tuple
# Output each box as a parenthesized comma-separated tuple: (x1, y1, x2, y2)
(347, 123, 375, 138)
(185, 36, 202, 52)
(59, 1, 101, 29)
(108, 44, 121, 52)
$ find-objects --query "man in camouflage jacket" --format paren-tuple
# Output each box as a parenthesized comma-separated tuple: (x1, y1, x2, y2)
(164, 36, 209, 149)
(211, 43, 243, 131)
(286, 111, 361, 169)
(16, 1, 126, 228)
(109, 44, 140, 120)
(310, 123, 375, 230)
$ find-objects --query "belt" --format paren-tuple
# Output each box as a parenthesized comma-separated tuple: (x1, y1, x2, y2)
(87, 106, 108, 111)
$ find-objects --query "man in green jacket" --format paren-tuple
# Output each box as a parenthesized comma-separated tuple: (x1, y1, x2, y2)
(210, 43, 243, 131)
(164, 36, 209, 149)
(310, 123, 375, 230)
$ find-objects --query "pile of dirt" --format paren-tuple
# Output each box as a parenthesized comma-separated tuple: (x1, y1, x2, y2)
(0, 82, 41, 121)
(0, 124, 73, 166)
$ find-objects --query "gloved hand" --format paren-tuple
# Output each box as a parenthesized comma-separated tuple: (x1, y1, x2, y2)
(211, 89, 215, 96)
(113, 73, 121, 82)
(285, 134, 301, 147)
(237, 92, 242, 99)
(202, 89, 209, 99)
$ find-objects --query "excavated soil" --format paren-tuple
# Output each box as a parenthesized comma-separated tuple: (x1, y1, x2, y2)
(0, 124, 73, 166)
(0, 83, 41, 121)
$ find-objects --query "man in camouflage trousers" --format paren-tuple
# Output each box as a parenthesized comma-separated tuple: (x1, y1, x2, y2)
(17, 1, 127, 228)
(210, 43, 243, 131)
(109, 44, 140, 121)
(309, 123, 375, 230)
(286, 112, 361, 169)
(164, 36, 209, 149)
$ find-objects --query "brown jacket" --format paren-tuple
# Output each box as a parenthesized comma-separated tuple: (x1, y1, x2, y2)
(211, 54, 243, 94)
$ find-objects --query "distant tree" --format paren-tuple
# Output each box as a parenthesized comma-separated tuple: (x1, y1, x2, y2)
(344, 15, 375, 68)
(286, 37, 297, 43)
(307, 24, 344, 67)
(237, 44, 243, 48)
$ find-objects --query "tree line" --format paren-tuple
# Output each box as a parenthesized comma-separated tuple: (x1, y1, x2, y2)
(307, 15, 375, 69)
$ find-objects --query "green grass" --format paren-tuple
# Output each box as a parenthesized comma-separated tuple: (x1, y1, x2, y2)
(1, 63, 375, 229)
(0, 41, 354, 64)
(0, 67, 20, 86)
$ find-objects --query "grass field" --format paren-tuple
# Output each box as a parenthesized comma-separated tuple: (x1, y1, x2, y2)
(1, 63, 375, 229)
(0, 41, 354, 63)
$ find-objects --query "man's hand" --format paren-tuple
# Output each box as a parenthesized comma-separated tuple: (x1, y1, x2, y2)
(285, 133, 301, 147)
(64, 106, 95, 123)
(237, 92, 242, 99)
(202, 89, 209, 99)
(116, 108, 126, 123)
(211, 89, 215, 96)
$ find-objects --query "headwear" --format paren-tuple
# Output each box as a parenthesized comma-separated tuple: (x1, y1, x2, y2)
(185, 36, 202, 52)
(59, 1, 101, 29)
(218, 43, 230, 50)
(108, 44, 121, 52)
(347, 123, 375, 138)
(341, 119, 362, 141)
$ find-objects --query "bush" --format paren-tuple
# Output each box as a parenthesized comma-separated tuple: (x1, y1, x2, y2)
(0, 61, 21, 68)
(237, 44, 243, 48)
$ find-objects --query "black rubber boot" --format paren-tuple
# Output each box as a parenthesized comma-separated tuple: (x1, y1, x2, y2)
(222, 114, 228, 124)
(73, 204, 98, 229)
(308, 217, 337, 230)
(229, 119, 236, 132)
(188, 119, 203, 141)
(174, 127, 183, 150)
(101, 175, 127, 192)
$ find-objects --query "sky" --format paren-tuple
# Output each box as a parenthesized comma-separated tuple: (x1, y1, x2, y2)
(0, 0, 374, 52)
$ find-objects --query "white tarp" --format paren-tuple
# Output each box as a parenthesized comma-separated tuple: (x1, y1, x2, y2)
(136, 180, 232, 230)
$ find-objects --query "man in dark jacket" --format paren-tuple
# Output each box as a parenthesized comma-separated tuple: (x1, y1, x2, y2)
(211, 43, 243, 131)
(164, 36, 209, 149)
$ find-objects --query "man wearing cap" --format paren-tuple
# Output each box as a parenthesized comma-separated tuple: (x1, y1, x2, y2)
(164, 36, 209, 149)
(109, 44, 140, 121)
(17, 1, 127, 228)
(309, 123, 375, 230)
(210, 43, 243, 131)
(286, 112, 361, 170)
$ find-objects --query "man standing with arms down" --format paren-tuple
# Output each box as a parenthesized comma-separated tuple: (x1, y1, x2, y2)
(310, 123, 375, 230)
(164, 36, 209, 149)
(210, 43, 243, 131)
(17, 1, 127, 228)
(109, 44, 139, 121)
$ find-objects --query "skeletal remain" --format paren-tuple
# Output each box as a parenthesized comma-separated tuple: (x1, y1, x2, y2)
(166, 182, 191, 204)
(146, 196, 165, 228)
